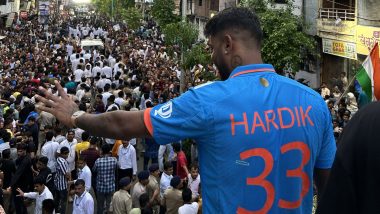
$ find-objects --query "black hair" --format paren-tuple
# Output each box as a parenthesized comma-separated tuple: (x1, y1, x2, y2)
(118, 90, 124, 98)
(0, 129, 11, 142)
(204, 7, 263, 47)
(67, 129, 75, 135)
(101, 144, 111, 154)
(190, 163, 199, 171)
(42, 199, 55, 213)
(90, 136, 99, 145)
(45, 131, 54, 141)
(74, 179, 85, 187)
(182, 188, 193, 203)
(17, 143, 28, 151)
(81, 131, 90, 141)
(34, 176, 46, 185)
(60, 146, 69, 154)
(139, 193, 150, 208)
(172, 143, 181, 152)
(2, 149, 10, 159)
(141, 207, 153, 214)
(164, 161, 173, 171)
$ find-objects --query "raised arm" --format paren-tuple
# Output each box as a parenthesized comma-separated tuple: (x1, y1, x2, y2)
(36, 81, 151, 140)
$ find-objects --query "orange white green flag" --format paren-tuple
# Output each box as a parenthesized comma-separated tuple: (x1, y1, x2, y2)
(356, 43, 380, 101)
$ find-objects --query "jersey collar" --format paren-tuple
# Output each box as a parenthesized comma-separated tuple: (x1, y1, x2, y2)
(228, 64, 276, 79)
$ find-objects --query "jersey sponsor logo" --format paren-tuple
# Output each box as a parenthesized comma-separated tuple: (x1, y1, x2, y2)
(154, 101, 173, 118)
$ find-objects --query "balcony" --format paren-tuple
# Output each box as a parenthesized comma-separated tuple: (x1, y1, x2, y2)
(319, 8, 355, 21)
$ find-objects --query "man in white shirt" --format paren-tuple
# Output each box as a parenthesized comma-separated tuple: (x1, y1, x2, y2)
(41, 131, 60, 173)
(101, 61, 113, 79)
(72, 157, 92, 192)
(160, 162, 174, 198)
(84, 50, 92, 61)
(178, 188, 199, 214)
(92, 62, 102, 78)
(117, 140, 137, 181)
(72, 179, 94, 214)
(187, 164, 201, 200)
(102, 84, 112, 106)
(74, 65, 84, 83)
(16, 177, 54, 214)
(115, 91, 125, 107)
(66, 42, 74, 56)
(83, 64, 92, 78)
(59, 130, 78, 173)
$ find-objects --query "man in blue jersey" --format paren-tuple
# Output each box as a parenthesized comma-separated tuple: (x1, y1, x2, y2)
(35, 7, 336, 214)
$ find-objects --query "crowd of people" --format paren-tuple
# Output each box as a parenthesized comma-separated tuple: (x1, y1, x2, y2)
(317, 72, 367, 142)
(0, 6, 211, 214)
(0, 3, 369, 213)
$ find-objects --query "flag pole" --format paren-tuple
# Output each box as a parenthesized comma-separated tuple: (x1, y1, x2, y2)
(334, 74, 357, 106)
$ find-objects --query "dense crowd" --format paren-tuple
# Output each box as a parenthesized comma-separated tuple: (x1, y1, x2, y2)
(0, 9, 210, 214)
(317, 72, 366, 142)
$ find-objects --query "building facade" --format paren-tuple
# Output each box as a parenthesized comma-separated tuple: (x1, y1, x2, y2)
(317, 0, 380, 88)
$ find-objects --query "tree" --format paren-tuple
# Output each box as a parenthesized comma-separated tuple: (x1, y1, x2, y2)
(121, 7, 143, 30)
(183, 43, 216, 84)
(183, 43, 211, 70)
(240, 0, 316, 74)
(92, 0, 137, 21)
(151, 0, 180, 27)
(163, 22, 199, 92)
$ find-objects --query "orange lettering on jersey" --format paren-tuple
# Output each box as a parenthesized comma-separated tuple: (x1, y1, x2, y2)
(264, 110, 279, 132)
(230, 113, 249, 136)
(278, 107, 295, 129)
(300, 106, 314, 126)
(294, 107, 301, 127)
(251, 112, 267, 134)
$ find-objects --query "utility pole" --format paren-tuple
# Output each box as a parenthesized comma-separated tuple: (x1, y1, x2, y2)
(111, 0, 114, 21)
(142, 0, 145, 20)
(180, 0, 187, 93)
(181, 0, 187, 21)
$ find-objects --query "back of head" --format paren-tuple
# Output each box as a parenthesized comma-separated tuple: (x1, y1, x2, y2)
(81, 131, 90, 141)
(2, 149, 10, 159)
(182, 188, 193, 203)
(141, 207, 153, 214)
(101, 144, 111, 154)
(172, 143, 181, 152)
(34, 176, 46, 185)
(204, 7, 263, 48)
(45, 131, 54, 141)
(42, 199, 55, 213)
(139, 193, 150, 208)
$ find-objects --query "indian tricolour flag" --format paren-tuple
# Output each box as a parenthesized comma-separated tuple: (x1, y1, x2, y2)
(356, 43, 380, 101)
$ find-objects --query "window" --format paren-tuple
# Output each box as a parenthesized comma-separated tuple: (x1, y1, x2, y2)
(199, 0, 202, 6)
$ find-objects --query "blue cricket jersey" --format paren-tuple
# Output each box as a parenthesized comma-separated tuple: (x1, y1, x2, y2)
(144, 64, 336, 214)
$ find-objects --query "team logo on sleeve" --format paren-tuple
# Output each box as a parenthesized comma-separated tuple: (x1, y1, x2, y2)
(154, 101, 173, 118)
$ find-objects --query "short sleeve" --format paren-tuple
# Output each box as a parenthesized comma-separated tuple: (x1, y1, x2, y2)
(315, 103, 336, 169)
(144, 90, 211, 144)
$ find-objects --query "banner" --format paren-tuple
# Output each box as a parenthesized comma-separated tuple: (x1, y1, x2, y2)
(323, 38, 357, 60)
(356, 25, 380, 56)
(39, 1, 50, 16)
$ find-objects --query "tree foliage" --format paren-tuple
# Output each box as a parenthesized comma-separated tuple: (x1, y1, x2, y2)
(151, 0, 180, 27)
(183, 43, 211, 70)
(92, 0, 137, 22)
(163, 22, 199, 51)
(122, 7, 143, 30)
(240, 0, 316, 73)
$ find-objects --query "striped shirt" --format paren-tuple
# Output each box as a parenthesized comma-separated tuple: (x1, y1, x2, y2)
(55, 157, 69, 191)
(93, 156, 117, 193)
